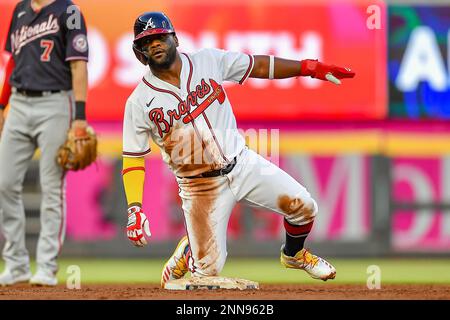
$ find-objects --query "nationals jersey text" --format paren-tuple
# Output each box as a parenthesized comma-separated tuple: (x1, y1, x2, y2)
(5, 0, 89, 91)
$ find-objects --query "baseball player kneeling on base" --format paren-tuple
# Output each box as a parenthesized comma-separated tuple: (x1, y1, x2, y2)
(122, 12, 355, 287)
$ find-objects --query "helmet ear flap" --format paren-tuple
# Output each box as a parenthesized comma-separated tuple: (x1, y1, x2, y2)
(133, 44, 149, 65)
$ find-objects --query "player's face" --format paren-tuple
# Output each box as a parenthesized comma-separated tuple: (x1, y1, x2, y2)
(141, 34, 178, 70)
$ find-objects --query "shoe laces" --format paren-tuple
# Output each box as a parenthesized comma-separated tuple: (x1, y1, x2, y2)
(300, 248, 319, 268)
(170, 254, 189, 278)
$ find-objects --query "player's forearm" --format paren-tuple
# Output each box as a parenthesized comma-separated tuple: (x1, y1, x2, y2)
(122, 156, 146, 208)
(70, 60, 88, 120)
(250, 55, 301, 79)
(250, 55, 355, 85)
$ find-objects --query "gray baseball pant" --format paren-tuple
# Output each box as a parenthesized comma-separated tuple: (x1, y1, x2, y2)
(0, 90, 73, 275)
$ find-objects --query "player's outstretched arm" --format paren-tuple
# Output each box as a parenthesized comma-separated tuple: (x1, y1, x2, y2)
(123, 156, 151, 247)
(249, 56, 355, 85)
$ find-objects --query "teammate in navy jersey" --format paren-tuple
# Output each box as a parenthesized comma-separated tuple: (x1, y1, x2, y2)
(0, 0, 90, 286)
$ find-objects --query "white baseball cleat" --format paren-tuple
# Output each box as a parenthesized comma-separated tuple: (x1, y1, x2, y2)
(161, 235, 190, 288)
(280, 245, 336, 281)
(29, 268, 58, 286)
(0, 269, 32, 287)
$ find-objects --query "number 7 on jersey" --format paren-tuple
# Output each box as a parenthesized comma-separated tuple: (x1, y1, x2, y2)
(40, 40, 54, 62)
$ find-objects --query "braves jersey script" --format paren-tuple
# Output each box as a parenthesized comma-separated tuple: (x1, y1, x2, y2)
(123, 48, 254, 178)
(5, 0, 89, 91)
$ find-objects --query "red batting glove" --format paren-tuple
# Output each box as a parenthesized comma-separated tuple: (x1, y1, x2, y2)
(300, 59, 355, 85)
(126, 206, 151, 247)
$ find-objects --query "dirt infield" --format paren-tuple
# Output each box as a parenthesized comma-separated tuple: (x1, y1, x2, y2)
(0, 284, 449, 300)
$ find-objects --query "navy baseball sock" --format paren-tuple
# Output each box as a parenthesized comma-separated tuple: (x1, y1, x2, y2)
(283, 219, 314, 257)
(284, 234, 307, 256)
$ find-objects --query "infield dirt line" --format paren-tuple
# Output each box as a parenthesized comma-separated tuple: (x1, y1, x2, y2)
(0, 284, 449, 300)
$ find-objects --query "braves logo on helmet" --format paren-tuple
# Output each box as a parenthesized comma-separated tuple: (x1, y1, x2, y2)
(143, 18, 155, 31)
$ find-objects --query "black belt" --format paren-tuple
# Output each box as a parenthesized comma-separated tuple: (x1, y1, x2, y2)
(15, 89, 61, 97)
(178, 157, 237, 179)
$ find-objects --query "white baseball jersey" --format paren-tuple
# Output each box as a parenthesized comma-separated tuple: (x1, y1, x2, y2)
(122, 48, 254, 178)
(123, 48, 319, 278)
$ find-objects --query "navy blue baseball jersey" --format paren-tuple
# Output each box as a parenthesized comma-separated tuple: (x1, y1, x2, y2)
(5, 0, 89, 91)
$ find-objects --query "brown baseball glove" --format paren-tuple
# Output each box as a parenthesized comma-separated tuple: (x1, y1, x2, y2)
(57, 125, 98, 171)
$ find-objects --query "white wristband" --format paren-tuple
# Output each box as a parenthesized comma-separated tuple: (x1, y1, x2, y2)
(269, 55, 275, 79)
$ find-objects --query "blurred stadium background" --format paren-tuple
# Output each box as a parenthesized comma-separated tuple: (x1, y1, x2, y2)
(1, 0, 450, 285)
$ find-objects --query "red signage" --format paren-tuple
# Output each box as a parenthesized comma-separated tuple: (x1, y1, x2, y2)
(1, 0, 387, 121)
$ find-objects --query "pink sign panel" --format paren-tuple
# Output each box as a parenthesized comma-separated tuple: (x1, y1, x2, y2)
(392, 158, 450, 251)
(65, 154, 371, 242)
